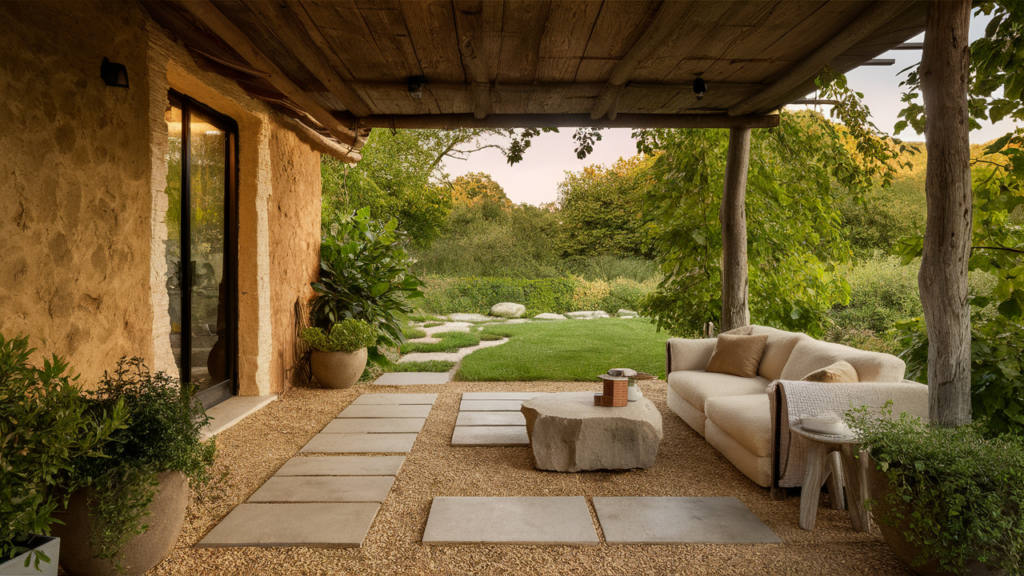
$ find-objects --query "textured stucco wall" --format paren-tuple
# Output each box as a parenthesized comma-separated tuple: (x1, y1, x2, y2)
(268, 127, 322, 394)
(0, 1, 154, 386)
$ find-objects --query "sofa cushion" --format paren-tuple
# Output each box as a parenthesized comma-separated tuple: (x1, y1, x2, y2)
(704, 394, 772, 458)
(803, 360, 859, 383)
(779, 339, 906, 383)
(705, 334, 768, 378)
(705, 420, 772, 487)
(667, 370, 771, 412)
(749, 326, 809, 381)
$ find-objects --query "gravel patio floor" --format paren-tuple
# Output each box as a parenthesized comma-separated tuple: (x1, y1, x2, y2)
(151, 380, 913, 576)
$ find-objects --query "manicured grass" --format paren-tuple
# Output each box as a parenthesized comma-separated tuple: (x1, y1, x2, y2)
(421, 321, 444, 328)
(402, 326, 427, 339)
(455, 319, 669, 381)
(400, 331, 480, 353)
(384, 360, 456, 373)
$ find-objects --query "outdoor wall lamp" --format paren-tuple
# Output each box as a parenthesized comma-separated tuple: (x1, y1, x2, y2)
(693, 76, 707, 100)
(407, 76, 426, 99)
(101, 57, 129, 89)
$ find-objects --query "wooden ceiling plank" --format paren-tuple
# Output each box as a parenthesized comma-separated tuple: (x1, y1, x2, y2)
(340, 112, 780, 130)
(244, 1, 372, 116)
(453, 0, 503, 118)
(729, 1, 914, 116)
(302, 1, 397, 82)
(180, 0, 361, 146)
(590, 1, 696, 120)
(535, 1, 603, 82)
(496, 0, 551, 83)
(399, 1, 467, 82)
(286, 1, 354, 79)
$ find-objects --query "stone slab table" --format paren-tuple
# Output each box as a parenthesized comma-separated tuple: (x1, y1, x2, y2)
(520, 392, 663, 472)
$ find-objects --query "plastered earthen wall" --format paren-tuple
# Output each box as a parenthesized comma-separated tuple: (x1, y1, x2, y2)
(0, 1, 155, 385)
(2, 1, 328, 394)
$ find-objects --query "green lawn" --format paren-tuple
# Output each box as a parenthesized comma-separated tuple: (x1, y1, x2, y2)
(455, 318, 670, 381)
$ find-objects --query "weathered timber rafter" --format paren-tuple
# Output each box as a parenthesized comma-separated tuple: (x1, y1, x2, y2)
(453, 0, 500, 119)
(179, 0, 362, 148)
(338, 113, 780, 130)
(591, 1, 695, 121)
(729, 1, 913, 116)
(245, 1, 372, 117)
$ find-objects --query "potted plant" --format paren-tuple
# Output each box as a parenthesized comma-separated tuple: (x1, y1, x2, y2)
(310, 208, 425, 365)
(848, 403, 1023, 576)
(301, 319, 377, 389)
(50, 358, 216, 576)
(0, 334, 126, 576)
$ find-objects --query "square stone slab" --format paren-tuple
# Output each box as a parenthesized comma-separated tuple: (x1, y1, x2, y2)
(462, 392, 547, 401)
(275, 456, 406, 477)
(337, 405, 432, 419)
(198, 503, 379, 548)
(352, 393, 437, 405)
(422, 497, 599, 545)
(249, 476, 394, 503)
(451, 426, 529, 446)
(373, 372, 450, 386)
(459, 400, 523, 412)
(456, 412, 526, 427)
(322, 418, 426, 434)
(592, 497, 781, 544)
(301, 433, 418, 453)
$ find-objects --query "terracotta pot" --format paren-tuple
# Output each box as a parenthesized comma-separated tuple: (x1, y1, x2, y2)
(310, 348, 368, 389)
(868, 464, 1004, 576)
(50, 471, 188, 576)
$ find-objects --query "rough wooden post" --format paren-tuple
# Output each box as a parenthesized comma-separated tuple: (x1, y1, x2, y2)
(721, 126, 751, 332)
(920, 0, 973, 426)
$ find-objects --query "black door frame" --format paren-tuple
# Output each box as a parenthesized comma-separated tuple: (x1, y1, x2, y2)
(170, 89, 239, 400)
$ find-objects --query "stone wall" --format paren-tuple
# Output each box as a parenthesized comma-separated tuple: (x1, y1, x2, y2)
(0, 1, 155, 385)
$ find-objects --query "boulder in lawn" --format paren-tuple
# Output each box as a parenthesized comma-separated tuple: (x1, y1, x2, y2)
(565, 311, 610, 319)
(617, 309, 639, 317)
(533, 313, 567, 320)
(490, 302, 526, 318)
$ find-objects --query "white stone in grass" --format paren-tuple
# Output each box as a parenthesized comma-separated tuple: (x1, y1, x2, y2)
(617, 309, 639, 317)
(533, 313, 567, 320)
(448, 313, 492, 322)
(489, 302, 526, 318)
(565, 311, 610, 319)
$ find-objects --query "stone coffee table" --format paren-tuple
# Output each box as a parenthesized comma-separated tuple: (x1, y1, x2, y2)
(520, 392, 663, 472)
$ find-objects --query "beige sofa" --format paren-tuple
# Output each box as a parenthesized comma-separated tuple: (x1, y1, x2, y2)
(665, 325, 928, 493)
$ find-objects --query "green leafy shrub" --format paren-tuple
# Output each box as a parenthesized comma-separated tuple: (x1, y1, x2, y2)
(598, 278, 654, 313)
(830, 257, 922, 334)
(848, 403, 1024, 574)
(421, 276, 578, 315)
(300, 320, 377, 353)
(0, 335, 127, 570)
(76, 358, 216, 572)
(571, 278, 610, 311)
(559, 255, 661, 283)
(311, 208, 425, 362)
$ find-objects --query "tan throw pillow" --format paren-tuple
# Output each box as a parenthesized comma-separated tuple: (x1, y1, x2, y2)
(802, 360, 859, 383)
(704, 334, 769, 378)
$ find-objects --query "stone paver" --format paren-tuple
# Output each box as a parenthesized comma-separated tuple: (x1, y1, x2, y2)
(249, 476, 395, 503)
(459, 399, 523, 412)
(322, 418, 426, 434)
(451, 426, 529, 446)
(422, 497, 599, 545)
(351, 393, 437, 405)
(337, 404, 433, 418)
(422, 322, 472, 335)
(462, 392, 547, 401)
(456, 412, 526, 427)
(446, 313, 492, 322)
(301, 433, 418, 453)
(275, 456, 406, 477)
(373, 372, 451, 386)
(406, 336, 441, 344)
(592, 497, 781, 544)
(198, 503, 379, 548)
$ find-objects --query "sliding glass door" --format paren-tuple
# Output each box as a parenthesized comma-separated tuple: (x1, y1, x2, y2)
(165, 91, 238, 407)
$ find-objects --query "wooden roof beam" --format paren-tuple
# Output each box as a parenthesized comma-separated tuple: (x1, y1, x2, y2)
(179, 0, 362, 147)
(454, 0, 500, 119)
(246, 1, 372, 117)
(591, 1, 695, 121)
(729, 1, 914, 116)
(340, 113, 780, 130)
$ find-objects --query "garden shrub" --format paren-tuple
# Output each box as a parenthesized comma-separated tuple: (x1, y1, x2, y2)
(830, 256, 922, 335)
(598, 278, 655, 313)
(421, 276, 577, 315)
(571, 278, 610, 311)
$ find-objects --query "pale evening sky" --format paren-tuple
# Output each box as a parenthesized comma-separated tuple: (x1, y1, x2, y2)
(443, 12, 1021, 207)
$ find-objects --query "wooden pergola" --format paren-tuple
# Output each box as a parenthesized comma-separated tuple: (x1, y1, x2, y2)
(146, 0, 973, 425)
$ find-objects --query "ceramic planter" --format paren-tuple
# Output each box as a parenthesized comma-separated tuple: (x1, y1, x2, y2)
(868, 464, 1004, 576)
(50, 471, 188, 576)
(0, 536, 60, 576)
(310, 348, 368, 389)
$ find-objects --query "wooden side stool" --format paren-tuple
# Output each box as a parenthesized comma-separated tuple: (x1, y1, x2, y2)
(791, 425, 870, 532)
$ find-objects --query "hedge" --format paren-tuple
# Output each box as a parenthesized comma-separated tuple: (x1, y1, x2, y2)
(420, 276, 656, 316)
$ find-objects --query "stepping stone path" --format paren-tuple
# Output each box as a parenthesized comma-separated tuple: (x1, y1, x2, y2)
(422, 497, 599, 545)
(199, 394, 435, 549)
(592, 497, 781, 544)
(451, 392, 547, 447)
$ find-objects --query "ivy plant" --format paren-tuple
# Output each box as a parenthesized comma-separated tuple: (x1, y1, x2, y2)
(300, 319, 377, 353)
(0, 335, 126, 571)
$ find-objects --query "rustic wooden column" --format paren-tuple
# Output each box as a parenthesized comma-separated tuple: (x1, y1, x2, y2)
(721, 126, 751, 332)
(920, 0, 973, 426)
